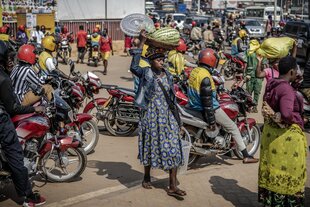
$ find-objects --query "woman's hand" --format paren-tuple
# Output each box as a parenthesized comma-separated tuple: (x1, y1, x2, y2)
(256, 54, 263, 62)
(138, 30, 147, 49)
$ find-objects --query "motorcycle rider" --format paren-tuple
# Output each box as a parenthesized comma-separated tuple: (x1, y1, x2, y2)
(60, 26, 73, 57)
(16, 25, 28, 45)
(187, 48, 259, 164)
(38, 36, 74, 81)
(168, 38, 196, 78)
(88, 28, 101, 65)
(212, 20, 224, 47)
(203, 25, 215, 48)
(10, 44, 53, 106)
(189, 21, 202, 52)
(0, 40, 46, 207)
(0, 24, 10, 42)
(231, 29, 248, 66)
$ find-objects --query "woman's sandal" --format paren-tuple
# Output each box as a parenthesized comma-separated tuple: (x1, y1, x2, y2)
(167, 188, 187, 197)
(142, 181, 152, 189)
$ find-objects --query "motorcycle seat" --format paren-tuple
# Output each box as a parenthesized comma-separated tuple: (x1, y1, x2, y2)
(183, 107, 204, 121)
(118, 88, 136, 97)
(11, 113, 36, 124)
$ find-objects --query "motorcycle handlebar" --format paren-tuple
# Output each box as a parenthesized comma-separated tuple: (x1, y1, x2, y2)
(100, 84, 118, 90)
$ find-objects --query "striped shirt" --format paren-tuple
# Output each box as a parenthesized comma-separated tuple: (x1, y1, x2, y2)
(10, 64, 45, 104)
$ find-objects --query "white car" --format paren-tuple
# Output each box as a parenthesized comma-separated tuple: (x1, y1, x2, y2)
(165, 13, 186, 29)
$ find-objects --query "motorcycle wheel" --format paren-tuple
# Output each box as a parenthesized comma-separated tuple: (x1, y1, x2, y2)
(63, 51, 68, 65)
(40, 147, 87, 182)
(223, 60, 235, 81)
(233, 125, 261, 159)
(104, 109, 138, 136)
(86, 104, 106, 131)
(94, 59, 98, 67)
(80, 120, 99, 154)
(183, 125, 199, 168)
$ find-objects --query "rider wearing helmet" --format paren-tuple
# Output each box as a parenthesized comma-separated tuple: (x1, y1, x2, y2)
(231, 29, 247, 62)
(168, 38, 196, 77)
(16, 24, 28, 45)
(39, 36, 74, 81)
(0, 25, 10, 41)
(60, 25, 73, 57)
(212, 20, 224, 45)
(187, 48, 258, 164)
(10, 44, 53, 106)
(0, 40, 46, 207)
(190, 21, 202, 41)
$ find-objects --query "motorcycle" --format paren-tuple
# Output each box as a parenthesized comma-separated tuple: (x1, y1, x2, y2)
(221, 52, 246, 80)
(57, 37, 71, 65)
(88, 45, 101, 67)
(0, 88, 87, 183)
(47, 63, 100, 155)
(179, 79, 261, 167)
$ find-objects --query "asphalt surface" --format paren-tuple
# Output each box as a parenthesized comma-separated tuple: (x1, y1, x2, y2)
(0, 54, 309, 207)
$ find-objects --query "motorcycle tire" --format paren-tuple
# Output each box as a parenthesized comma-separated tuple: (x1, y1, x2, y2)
(183, 125, 199, 168)
(233, 125, 261, 159)
(80, 120, 99, 154)
(40, 147, 87, 182)
(104, 109, 138, 136)
(94, 59, 98, 67)
(63, 51, 68, 65)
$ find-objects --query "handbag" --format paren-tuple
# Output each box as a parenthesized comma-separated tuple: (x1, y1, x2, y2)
(155, 77, 182, 127)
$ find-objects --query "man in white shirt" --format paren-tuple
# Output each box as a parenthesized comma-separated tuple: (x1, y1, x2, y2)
(32, 25, 45, 44)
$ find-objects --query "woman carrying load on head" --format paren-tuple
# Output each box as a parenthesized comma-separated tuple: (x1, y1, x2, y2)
(130, 30, 186, 197)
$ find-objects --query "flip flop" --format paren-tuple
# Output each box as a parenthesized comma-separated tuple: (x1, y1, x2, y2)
(167, 188, 187, 197)
(142, 181, 152, 189)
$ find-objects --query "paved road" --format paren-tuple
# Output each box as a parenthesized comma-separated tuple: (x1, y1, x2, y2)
(0, 55, 309, 207)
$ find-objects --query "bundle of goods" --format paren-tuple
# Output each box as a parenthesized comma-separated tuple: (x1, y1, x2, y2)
(256, 37, 295, 59)
(120, 13, 180, 49)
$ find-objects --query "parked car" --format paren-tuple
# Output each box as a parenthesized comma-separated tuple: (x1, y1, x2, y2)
(145, 1, 155, 12)
(183, 15, 214, 29)
(283, 20, 310, 64)
(236, 19, 265, 40)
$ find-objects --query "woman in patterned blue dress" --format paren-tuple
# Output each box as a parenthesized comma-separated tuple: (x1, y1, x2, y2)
(130, 31, 186, 197)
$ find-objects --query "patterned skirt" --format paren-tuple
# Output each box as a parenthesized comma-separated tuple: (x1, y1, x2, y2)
(138, 76, 183, 171)
(258, 120, 307, 207)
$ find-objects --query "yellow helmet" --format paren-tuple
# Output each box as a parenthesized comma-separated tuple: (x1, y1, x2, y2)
(42, 36, 56, 51)
(238, 29, 247, 38)
(96, 24, 101, 29)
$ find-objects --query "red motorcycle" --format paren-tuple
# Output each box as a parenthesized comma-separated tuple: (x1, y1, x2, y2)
(48, 65, 99, 155)
(0, 89, 87, 183)
(179, 78, 261, 167)
(221, 53, 246, 81)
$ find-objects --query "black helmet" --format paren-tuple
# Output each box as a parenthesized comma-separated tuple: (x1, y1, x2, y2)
(0, 40, 9, 63)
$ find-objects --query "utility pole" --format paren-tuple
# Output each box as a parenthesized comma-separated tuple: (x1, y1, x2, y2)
(274, 0, 277, 22)
(197, 0, 200, 14)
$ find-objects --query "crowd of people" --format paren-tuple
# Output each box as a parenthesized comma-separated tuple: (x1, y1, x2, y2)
(0, 11, 308, 207)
